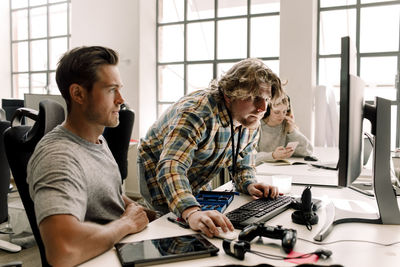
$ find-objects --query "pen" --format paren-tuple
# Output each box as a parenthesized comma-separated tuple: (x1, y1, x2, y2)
(167, 216, 190, 229)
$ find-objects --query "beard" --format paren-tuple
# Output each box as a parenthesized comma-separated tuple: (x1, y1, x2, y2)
(86, 102, 120, 128)
(237, 115, 261, 129)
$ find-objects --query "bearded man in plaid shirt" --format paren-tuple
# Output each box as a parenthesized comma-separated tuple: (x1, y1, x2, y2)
(138, 58, 284, 238)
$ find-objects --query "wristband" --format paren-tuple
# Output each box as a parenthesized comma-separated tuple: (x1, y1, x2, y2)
(184, 208, 201, 223)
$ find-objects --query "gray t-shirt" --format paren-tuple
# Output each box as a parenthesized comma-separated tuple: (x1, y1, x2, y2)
(27, 125, 125, 225)
(256, 120, 313, 164)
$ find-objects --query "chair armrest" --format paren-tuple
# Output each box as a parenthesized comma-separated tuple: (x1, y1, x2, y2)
(11, 108, 38, 127)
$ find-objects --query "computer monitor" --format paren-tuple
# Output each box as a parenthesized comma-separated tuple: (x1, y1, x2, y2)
(314, 36, 400, 241)
(1, 99, 25, 124)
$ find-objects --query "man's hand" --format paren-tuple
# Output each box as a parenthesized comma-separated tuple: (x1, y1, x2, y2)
(182, 208, 234, 238)
(247, 183, 279, 199)
(122, 194, 158, 222)
(121, 203, 149, 233)
(272, 146, 294, 160)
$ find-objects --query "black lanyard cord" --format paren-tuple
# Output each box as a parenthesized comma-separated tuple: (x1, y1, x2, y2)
(219, 88, 242, 182)
(228, 111, 242, 181)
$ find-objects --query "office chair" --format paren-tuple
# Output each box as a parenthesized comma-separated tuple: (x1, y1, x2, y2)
(0, 119, 11, 225)
(103, 106, 135, 181)
(0, 108, 6, 121)
(4, 100, 65, 267)
(0, 262, 22, 267)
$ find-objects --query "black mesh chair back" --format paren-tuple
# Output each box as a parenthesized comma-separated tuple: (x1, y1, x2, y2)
(103, 107, 135, 181)
(4, 99, 65, 267)
(0, 120, 11, 224)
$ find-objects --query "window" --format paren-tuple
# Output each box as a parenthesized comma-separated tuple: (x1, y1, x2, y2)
(156, 0, 280, 116)
(10, 0, 71, 99)
(317, 0, 400, 149)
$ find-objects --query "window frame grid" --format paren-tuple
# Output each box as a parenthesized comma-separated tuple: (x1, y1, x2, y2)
(316, 0, 400, 147)
(156, 0, 280, 115)
(9, 0, 71, 98)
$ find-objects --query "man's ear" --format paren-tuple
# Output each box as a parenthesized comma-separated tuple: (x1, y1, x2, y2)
(223, 93, 231, 105)
(69, 83, 85, 105)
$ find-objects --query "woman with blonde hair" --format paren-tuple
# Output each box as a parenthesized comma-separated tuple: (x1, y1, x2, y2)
(256, 93, 313, 165)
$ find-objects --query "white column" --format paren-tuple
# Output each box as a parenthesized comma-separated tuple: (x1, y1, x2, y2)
(71, 0, 141, 139)
(279, 0, 318, 143)
(0, 0, 11, 100)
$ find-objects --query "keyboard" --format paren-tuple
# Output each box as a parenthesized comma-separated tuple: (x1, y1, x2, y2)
(225, 195, 293, 229)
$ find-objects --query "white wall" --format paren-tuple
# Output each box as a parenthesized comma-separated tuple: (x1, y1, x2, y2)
(71, 0, 144, 139)
(280, 0, 317, 142)
(138, 0, 157, 138)
(0, 0, 11, 101)
(2, 0, 317, 141)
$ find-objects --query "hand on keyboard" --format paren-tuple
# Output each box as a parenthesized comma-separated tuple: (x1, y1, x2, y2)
(185, 209, 234, 238)
(247, 182, 279, 199)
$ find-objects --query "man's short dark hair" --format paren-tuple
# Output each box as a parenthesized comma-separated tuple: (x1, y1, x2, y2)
(56, 46, 119, 112)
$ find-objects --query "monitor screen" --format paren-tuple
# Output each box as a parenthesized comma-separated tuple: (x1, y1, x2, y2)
(337, 36, 366, 187)
(314, 37, 400, 241)
(1, 99, 24, 123)
(338, 74, 365, 187)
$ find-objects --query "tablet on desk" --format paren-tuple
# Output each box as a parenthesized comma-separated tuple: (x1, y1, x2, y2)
(115, 234, 219, 266)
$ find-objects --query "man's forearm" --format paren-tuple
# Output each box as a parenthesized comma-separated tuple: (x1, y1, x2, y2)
(41, 210, 147, 266)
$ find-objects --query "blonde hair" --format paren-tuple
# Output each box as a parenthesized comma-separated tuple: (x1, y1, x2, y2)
(210, 58, 283, 101)
(267, 93, 294, 133)
(270, 93, 289, 110)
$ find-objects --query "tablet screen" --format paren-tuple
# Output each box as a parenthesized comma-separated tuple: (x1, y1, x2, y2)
(115, 234, 219, 266)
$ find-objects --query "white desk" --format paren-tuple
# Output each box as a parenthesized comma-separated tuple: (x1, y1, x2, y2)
(80, 181, 400, 267)
(256, 147, 339, 186)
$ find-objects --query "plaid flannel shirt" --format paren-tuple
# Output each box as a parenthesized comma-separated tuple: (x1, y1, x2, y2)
(138, 89, 259, 216)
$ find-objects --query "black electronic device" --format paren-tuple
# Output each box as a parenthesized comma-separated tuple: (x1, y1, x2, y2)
(238, 223, 296, 253)
(1, 99, 24, 124)
(314, 248, 333, 259)
(195, 191, 236, 213)
(225, 195, 293, 229)
(304, 155, 318, 162)
(222, 239, 333, 261)
(115, 234, 219, 267)
(290, 197, 321, 212)
(222, 239, 250, 260)
(314, 36, 400, 242)
(291, 186, 319, 230)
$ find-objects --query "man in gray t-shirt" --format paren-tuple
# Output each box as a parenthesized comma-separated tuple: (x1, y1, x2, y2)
(26, 46, 150, 266)
(28, 126, 126, 225)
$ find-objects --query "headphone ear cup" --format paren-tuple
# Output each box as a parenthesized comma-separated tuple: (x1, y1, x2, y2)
(291, 210, 304, 224)
(308, 212, 319, 224)
(291, 210, 319, 225)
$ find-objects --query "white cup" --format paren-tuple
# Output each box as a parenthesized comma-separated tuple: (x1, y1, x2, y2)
(272, 175, 292, 194)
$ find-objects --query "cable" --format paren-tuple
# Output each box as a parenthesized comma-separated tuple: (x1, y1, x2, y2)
(247, 249, 316, 261)
(364, 132, 374, 147)
(298, 237, 400, 247)
(223, 239, 333, 262)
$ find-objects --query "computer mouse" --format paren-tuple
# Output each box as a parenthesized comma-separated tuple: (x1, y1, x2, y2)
(214, 227, 237, 240)
(304, 155, 319, 161)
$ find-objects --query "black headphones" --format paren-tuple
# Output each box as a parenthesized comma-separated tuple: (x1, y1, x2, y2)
(291, 186, 319, 230)
(264, 95, 291, 119)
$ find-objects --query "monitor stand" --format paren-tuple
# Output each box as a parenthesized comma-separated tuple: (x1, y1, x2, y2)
(314, 97, 400, 241)
(350, 181, 400, 197)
